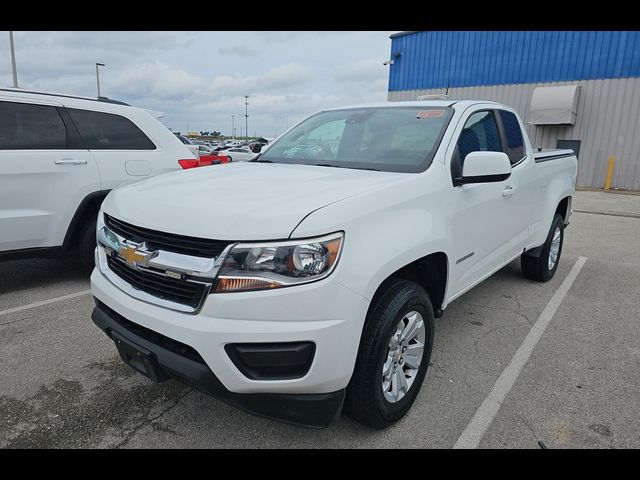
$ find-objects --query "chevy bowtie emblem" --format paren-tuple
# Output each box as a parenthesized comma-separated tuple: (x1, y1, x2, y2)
(118, 242, 158, 268)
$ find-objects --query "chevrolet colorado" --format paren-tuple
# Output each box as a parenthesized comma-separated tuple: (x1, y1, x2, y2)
(91, 100, 577, 428)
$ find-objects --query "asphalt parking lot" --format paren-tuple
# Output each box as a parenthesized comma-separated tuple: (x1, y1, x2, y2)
(1, 190, 639, 449)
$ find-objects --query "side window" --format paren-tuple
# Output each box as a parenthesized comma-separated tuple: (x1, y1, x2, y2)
(451, 110, 502, 181)
(0, 101, 67, 150)
(498, 110, 525, 165)
(457, 111, 502, 161)
(66, 108, 155, 150)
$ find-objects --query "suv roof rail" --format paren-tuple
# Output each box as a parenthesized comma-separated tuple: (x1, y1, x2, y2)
(0, 88, 130, 106)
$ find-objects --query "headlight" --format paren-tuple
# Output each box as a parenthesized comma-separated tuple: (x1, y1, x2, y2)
(214, 232, 343, 293)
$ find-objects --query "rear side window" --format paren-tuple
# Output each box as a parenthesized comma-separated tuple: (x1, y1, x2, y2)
(67, 108, 155, 150)
(498, 110, 525, 165)
(0, 101, 67, 150)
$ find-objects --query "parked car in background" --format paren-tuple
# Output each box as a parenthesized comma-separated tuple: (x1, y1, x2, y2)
(174, 134, 200, 159)
(0, 88, 199, 270)
(91, 100, 577, 428)
(248, 142, 267, 153)
(217, 146, 258, 162)
(197, 144, 215, 156)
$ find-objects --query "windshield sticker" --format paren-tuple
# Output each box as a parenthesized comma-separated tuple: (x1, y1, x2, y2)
(417, 109, 445, 119)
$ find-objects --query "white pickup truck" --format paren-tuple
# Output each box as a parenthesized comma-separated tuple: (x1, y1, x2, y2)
(91, 100, 577, 428)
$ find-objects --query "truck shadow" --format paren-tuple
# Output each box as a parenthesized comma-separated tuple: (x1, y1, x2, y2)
(0, 258, 88, 295)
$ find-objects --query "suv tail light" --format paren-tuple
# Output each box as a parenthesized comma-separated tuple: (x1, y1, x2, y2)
(178, 159, 199, 169)
(179, 155, 230, 170)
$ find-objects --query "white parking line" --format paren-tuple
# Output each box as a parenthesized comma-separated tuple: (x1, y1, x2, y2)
(0, 289, 92, 317)
(453, 256, 588, 449)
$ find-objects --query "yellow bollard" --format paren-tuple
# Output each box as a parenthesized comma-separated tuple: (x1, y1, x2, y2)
(604, 155, 615, 191)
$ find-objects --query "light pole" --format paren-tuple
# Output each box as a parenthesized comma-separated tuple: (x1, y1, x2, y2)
(95, 63, 105, 98)
(231, 115, 235, 141)
(244, 95, 249, 141)
(9, 31, 18, 88)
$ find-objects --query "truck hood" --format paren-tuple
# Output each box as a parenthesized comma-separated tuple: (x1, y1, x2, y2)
(102, 162, 403, 240)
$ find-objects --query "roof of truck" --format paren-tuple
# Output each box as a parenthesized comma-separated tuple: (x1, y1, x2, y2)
(322, 100, 502, 111)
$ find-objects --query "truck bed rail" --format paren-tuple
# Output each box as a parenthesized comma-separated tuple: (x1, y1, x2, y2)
(533, 149, 576, 163)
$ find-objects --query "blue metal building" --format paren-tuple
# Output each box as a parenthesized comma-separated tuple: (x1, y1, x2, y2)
(387, 31, 640, 190)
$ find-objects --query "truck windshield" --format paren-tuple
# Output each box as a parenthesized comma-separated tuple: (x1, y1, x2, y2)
(259, 106, 453, 173)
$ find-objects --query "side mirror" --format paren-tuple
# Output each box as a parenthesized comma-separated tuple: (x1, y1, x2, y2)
(457, 151, 512, 185)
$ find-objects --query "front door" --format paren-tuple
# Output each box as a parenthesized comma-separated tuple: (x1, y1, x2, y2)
(447, 109, 515, 299)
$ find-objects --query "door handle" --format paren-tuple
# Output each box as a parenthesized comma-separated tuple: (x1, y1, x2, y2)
(502, 186, 516, 197)
(54, 158, 87, 165)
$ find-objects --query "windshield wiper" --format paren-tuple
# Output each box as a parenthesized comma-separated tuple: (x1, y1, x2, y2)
(314, 163, 347, 169)
(313, 163, 382, 172)
(249, 154, 273, 163)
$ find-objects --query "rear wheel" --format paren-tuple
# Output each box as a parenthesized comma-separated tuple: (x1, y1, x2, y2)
(77, 218, 97, 272)
(521, 213, 564, 282)
(345, 279, 435, 429)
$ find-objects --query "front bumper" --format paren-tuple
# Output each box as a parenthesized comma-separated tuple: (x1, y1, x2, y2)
(90, 265, 370, 426)
(92, 300, 345, 428)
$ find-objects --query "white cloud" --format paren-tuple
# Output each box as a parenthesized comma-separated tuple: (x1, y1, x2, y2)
(0, 31, 392, 137)
(219, 45, 258, 57)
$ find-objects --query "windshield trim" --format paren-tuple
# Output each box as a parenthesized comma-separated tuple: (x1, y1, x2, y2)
(259, 106, 454, 174)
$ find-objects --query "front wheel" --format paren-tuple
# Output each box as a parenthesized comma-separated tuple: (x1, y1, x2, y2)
(345, 279, 435, 429)
(521, 213, 564, 282)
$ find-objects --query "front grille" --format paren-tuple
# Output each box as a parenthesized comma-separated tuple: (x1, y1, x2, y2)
(107, 256, 208, 310)
(97, 300, 206, 365)
(104, 214, 231, 258)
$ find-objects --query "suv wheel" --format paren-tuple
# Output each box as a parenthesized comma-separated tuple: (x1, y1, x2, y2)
(77, 218, 97, 272)
(345, 279, 435, 429)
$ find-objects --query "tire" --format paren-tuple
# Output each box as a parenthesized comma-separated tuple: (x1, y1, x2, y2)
(345, 279, 435, 429)
(77, 218, 97, 272)
(226, 156, 232, 162)
(521, 213, 564, 282)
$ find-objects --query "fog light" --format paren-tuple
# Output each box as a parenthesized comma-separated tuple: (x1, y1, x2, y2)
(225, 342, 316, 380)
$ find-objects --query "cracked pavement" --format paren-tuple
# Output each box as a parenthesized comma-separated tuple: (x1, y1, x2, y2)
(1, 191, 639, 448)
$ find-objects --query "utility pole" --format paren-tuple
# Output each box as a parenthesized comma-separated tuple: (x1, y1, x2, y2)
(95, 63, 105, 97)
(9, 31, 18, 88)
(244, 95, 249, 141)
(231, 115, 235, 141)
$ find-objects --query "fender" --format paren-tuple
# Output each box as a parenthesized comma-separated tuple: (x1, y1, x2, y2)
(289, 172, 452, 304)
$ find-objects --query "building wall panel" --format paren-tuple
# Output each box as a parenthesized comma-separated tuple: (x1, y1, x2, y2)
(388, 78, 640, 190)
(389, 31, 640, 91)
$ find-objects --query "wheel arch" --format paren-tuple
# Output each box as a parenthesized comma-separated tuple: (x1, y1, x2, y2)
(62, 190, 110, 251)
(365, 252, 449, 325)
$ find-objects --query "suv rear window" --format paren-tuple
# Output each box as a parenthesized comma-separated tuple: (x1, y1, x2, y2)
(67, 108, 155, 150)
(0, 101, 67, 150)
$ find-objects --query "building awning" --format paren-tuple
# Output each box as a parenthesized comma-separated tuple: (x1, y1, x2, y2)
(528, 85, 581, 125)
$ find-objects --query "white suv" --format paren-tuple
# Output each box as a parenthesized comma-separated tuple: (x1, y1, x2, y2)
(0, 88, 197, 269)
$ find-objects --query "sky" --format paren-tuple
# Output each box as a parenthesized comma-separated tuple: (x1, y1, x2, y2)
(0, 31, 396, 138)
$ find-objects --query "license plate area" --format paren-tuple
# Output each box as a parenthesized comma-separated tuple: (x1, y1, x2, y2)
(111, 330, 170, 382)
